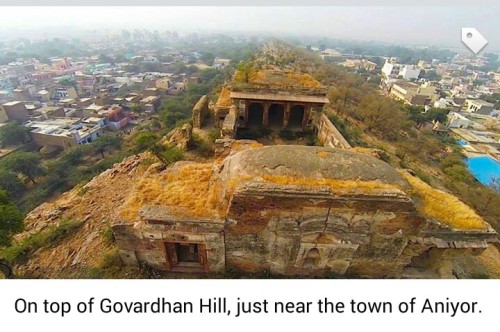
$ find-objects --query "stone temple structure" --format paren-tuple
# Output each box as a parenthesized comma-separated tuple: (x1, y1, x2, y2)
(112, 142, 497, 278)
(213, 69, 330, 137)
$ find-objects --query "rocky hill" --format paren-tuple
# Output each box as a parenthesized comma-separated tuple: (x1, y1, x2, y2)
(10, 154, 146, 278)
(4, 150, 500, 279)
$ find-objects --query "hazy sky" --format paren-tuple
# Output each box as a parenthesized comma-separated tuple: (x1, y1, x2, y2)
(0, 6, 499, 52)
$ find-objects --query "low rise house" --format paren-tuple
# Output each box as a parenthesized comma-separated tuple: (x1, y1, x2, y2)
(52, 86, 78, 101)
(24, 117, 105, 150)
(340, 59, 377, 71)
(37, 106, 65, 119)
(464, 99, 495, 115)
(98, 106, 129, 130)
(139, 95, 161, 113)
(389, 81, 438, 106)
(381, 58, 421, 84)
(34, 89, 50, 102)
(213, 58, 231, 69)
(447, 112, 474, 129)
(319, 48, 342, 60)
(0, 101, 31, 121)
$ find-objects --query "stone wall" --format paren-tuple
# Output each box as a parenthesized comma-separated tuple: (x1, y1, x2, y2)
(224, 182, 427, 277)
(192, 95, 209, 128)
(112, 205, 225, 273)
(315, 114, 351, 149)
(221, 105, 237, 138)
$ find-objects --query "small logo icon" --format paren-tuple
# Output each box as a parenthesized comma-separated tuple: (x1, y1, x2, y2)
(461, 28, 488, 54)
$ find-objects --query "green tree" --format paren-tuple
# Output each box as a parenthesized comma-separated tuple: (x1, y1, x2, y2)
(0, 169, 25, 198)
(135, 132, 158, 152)
(0, 152, 45, 184)
(0, 190, 24, 247)
(419, 70, 441, 81)
(60, 144, 92, 165)
(93, 135, 122, 158)
(0, 122, 30, 147)
(359, 94, 406, 139)
(134, 131, 183, 165)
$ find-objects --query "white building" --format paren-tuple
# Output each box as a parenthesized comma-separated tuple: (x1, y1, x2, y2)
(447, 112, 473, 129)
(464, 99, 495, 115)
(400, 65, 421, 80)
(213, 58, 231, 69)
(381, 58, 421, 84)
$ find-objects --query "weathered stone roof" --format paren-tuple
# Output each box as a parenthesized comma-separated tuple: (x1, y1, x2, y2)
(220, 145, 410, 188)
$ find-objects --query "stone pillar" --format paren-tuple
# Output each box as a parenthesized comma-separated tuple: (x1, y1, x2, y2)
(244, 101, 249, 127)
(263, 102, 270, 127)
(283, 103, 291, 129)
(302, 105, 312, 131)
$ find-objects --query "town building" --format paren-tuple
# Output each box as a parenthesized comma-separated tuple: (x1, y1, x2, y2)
(0, 101, 31, 121)
(139, 95, 161, 113)
(319, 49, 342, 61)
(464, 99, 495, 115)
(213, 58, 231, 69)
(389, 81, 437, 106)
(339, 59, 377, 72)
(24, 117, 105, 150)
(381, 58, 421, 84)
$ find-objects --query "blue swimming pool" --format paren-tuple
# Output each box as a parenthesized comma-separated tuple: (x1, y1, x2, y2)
(466, 155, 500, 187)
(457, 140, 469, 146)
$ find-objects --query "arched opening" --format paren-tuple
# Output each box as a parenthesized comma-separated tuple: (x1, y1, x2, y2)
(289, 105, 305, 130)
(303, 248, 321, 269)
(269, 103, 284, 128)
(247, 103, 264, 128)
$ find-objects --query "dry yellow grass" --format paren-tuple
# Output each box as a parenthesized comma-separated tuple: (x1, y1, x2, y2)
(231, 140, 263, 152)
(234, 69, 322, 88)
(261, 175, 399, 192)
(119, 164, 220, 221)
(400, 171, 488, 230)
(316, 151, 330, 158)
(215, 87, 232, 108)
(284, 71, 322, 88)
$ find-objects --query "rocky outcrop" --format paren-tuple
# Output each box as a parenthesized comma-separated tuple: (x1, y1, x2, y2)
(168, 123, 192, 150)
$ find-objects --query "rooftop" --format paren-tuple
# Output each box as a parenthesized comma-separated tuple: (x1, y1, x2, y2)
(220, 145, 410, 189)
(39, 106, 63, 114)
(230, 91, 329, 104)
(2, 101, 22, 107)
(468, 99, 494, 107)
(24, 117, 102, 139)
(140, 96, 160, 102)
(233, 69, 323, 89)
(118, 162, 220, 222)
(24, 117, 80, 136)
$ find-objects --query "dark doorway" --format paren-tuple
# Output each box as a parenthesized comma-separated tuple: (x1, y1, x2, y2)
(247, 103, 264, 128)
(165, 242, 207, 271)
(175, 243, 200, 263)
(289, 105, 305, 130)
(269, 104, 284, 128)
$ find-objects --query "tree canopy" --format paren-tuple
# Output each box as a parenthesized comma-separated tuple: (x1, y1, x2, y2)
(93, 135, 122, 158)
(0, 152, 45, 184)
(0, 122, 30, 147)
(0, 189, 23, 247)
